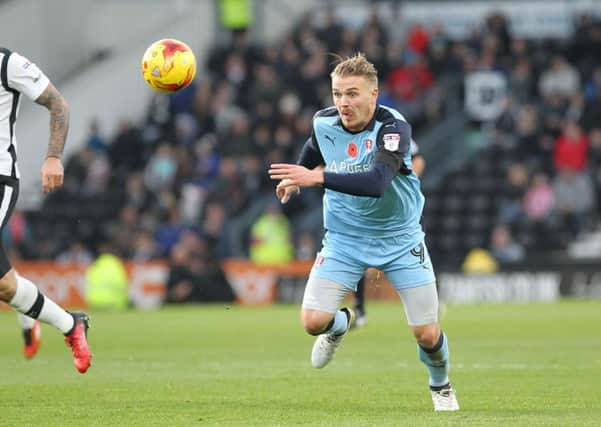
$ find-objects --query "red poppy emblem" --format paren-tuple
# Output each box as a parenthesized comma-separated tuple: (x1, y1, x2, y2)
(347, 143, 358, 158)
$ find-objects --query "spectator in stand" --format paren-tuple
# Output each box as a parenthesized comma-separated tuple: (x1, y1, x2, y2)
(109, 205, 143, 259)
(490, 224, 525, 264)
(317, 8, 342, 50)
(553, 170, 595, 238)
(219, 112, 254, 158)
(523, 172, 555, 224)
(212, 157, 249, 216)
(155, 206, 190, 257)
(553, 120, 589, 173)
(498, 163, 529, 225)
(144, 143, 178, 192)
(407, 23, 430, 57)
(124, 172, 156, 213)
(201, 201, 230, 258)
(62, 147, 93, 196)
(84, 119, 108, 153)
(249, 199, 294, 265)
(108, 119, 144, 173)
(581, 73, 601, 132)
(570, 15, 601, 72)
(509, 58, 535, 104)
(388, 55, 434, 104)
(587, 128, 601, 219)
(426, 23, 451, 76)
(82, 151, 111, 196)
(539, 56, 581, 100)
(584, 67, 601, 102)
(85, 242, 129, 310)
(165, 243, 191, 303)
(131, 230, 160, 262)
(513, 105, 544, 163)
(485, 12, 511, 57)
(165, 233, 234, 303)
(56, 242, 94, 265)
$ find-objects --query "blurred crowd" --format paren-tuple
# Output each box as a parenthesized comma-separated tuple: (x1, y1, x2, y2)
(4, 6, 601, 299)
(462, 13, 601, 269)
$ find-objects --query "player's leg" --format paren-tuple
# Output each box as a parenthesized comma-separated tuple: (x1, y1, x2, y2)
(301, 248, 364, 368)
(301, 232, 366, 368)
(386, 241, 459, 411)
(352, 274, 368, 328)
(0, 179, 91, 372)
(302, 275, 354, 368)
(0, 267, 92, 372)
(17, 312, 41, 359)
(397, 283, 458, 411)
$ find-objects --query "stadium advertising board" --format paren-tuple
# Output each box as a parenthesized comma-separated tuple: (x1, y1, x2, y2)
(2, 261, 600, 308)
(437, 272, 561, 303)
(2, 261, 167, 310)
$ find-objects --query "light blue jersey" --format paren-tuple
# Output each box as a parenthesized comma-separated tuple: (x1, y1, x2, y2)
(313, 105, 424, 246)
(302, 104, 434, 290)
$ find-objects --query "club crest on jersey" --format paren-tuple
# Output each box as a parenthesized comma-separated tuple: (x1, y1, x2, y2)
(364, 139, 373, 152)
(347, 142, 358, 158)
(383, 133, 401, 151)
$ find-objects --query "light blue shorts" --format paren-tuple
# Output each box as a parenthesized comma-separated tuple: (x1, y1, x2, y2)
(311, 230, 436, 291)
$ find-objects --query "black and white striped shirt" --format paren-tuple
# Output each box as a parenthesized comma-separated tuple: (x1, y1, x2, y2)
(0, 48, 49, 179)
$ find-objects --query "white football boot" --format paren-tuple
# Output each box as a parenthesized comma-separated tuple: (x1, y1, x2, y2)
(430, 384, 460, 411)
(311, 308, 355, 368)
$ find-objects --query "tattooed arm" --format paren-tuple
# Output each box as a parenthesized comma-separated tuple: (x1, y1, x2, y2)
(35, 82, 69, 193)
(35, 82, 70, 159)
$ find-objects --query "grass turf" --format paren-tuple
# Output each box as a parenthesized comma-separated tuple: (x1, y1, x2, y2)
(0, 300, 600, 426)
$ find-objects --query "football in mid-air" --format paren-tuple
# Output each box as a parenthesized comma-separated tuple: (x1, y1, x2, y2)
(141, 38, 196, 93)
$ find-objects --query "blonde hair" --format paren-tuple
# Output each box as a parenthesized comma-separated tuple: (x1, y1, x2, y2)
(330, 52, 378, 86)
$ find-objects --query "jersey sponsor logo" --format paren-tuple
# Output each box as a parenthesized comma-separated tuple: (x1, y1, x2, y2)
(327, 160, 371, 174)
(364, 139, 373, 152)
(383, 133, 401, 151)
(324, 134, 336, 145)
(347, 142, 357, 158)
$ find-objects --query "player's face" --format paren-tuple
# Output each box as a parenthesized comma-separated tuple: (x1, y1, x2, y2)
(332, 75, 378, 132)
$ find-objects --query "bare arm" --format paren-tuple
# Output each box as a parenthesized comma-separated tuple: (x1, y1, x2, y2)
(35, 82, 69, 193)
(35, 82, 70, 159)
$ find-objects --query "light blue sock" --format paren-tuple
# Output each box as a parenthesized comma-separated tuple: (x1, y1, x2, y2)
(418, 332, 450, 387)
(324, 310, 349, 336)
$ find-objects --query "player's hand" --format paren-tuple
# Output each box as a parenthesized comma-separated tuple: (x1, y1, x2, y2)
(269, 164, 324, 188)
(41, 156, 64, 193)
(276, 179, 300, 204)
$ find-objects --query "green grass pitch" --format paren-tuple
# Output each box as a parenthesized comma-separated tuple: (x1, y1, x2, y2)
(0, 300, 600, 426)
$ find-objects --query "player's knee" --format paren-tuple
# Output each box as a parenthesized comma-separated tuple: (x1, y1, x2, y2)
(301, 310, 332, 335)
(0, 269, 17, 301)
(412, 324, 440, 348)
